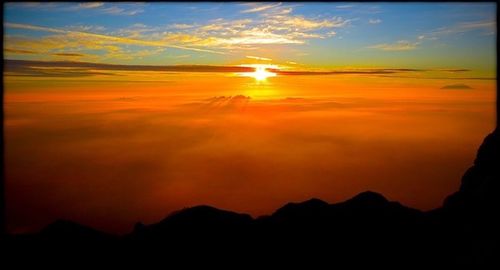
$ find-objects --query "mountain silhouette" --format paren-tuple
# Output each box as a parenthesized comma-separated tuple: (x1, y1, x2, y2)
(3, 128, 499, 267)
(444, 128, 499, 212)
(39, 219, 115, 242)
(128, 205, 252, 245)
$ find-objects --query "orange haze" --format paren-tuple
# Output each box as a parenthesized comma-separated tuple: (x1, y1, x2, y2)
(4, 73, 496, 233)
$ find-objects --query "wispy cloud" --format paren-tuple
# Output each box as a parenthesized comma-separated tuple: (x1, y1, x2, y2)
(17, 2, 143, 16)
(5, 3, 354, 59)
(430, 20, 496, 37)
(215, 30, 305, 45)
(368, 39, 420, 51)
(265, 15, 351, 30)
(241, 3, 282, 13)
(5, 47, 87, 58)
(168, 23, 196, 30)
(269, 70, 396, 76)
(51, 52, 86, 57)
(336, 5, 354, 9)
(8, 2, 61, 9)
(6, 22, 73, 35)
(4, 59, 255, 77)
(267, 67, 432, 76)
(4, 22, 226, 55)
(369, 19, 382, 24)
(458, 20, 496, 30)
(246, 55, 272, 61)
(171, 54, 191, 59)
(5, 48, 38, 54)
(67, 25, 107, 32)
(101, 6, 143, 16)
(77, 2, 104, 9)
(441, 84, 473, 90)
(326, 31, 337, 37)
(437, 69, 470, 73)
(160, 13, 350, 47)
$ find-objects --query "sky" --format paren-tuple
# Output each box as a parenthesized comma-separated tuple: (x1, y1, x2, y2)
(3, 2, 497, 234)
(3, 2, 497, 74)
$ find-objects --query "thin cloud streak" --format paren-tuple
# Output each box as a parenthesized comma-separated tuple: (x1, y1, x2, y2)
(430, 20, 496, 36)
(77, 2, 104, 9)
(246, 56, 272, 61)
(4, 59, 254, 77)
(5, 48, 87, 57)
(4, 59, 478, 79)
(441, 84, 473, 90)
(367, 40, 419, 51)
(4, 22, 226, 55)
(241, 3, 282, 13)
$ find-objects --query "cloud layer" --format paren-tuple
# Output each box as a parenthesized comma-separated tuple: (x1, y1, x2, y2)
(5, 79, 496, 233)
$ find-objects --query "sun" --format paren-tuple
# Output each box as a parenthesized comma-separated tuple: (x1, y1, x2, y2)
(239, 64, 277, 81)
(251, 65, 276, 81)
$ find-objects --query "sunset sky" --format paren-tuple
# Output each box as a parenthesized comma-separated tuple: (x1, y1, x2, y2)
(4, 2, 497, 234)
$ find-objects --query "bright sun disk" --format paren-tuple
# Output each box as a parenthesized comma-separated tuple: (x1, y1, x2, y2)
(252, 66, 276, 81)
(239, 64, 277, 81)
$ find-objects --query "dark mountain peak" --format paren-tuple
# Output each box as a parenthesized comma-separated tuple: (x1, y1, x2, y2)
(474, 128, 499, 168)
(133, 222, 146, 233)
(444, 128, 499, 211)
(39, 219, 112, 241)
(304, 197, 329, 205)
(287, 198, 329, 208)
(41, 219, 92, 234)
(125, 205, 254, 242)
(164, 205, 251, 221)
(344, 191, 388, 206)
(272, 198, 329, 218)
(145, 205, 253, 232)
(171, 204, 218, 215)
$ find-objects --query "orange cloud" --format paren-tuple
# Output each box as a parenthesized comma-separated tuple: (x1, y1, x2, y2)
(4, 79, 495, 233)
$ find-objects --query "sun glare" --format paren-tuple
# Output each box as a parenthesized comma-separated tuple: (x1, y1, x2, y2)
(252, 66, 276, 81)
(239, 64, 277, 81)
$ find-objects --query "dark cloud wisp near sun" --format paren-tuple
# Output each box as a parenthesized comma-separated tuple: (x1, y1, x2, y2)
(4, 59, 479, 79)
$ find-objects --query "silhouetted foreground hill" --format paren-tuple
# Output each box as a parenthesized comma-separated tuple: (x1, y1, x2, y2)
(4, 129, 499, 267)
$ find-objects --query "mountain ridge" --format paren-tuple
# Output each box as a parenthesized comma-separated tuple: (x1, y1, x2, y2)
(4, 128, 498, 267)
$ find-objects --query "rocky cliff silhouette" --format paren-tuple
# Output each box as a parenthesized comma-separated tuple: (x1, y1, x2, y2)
(4, 128, 499, 267)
